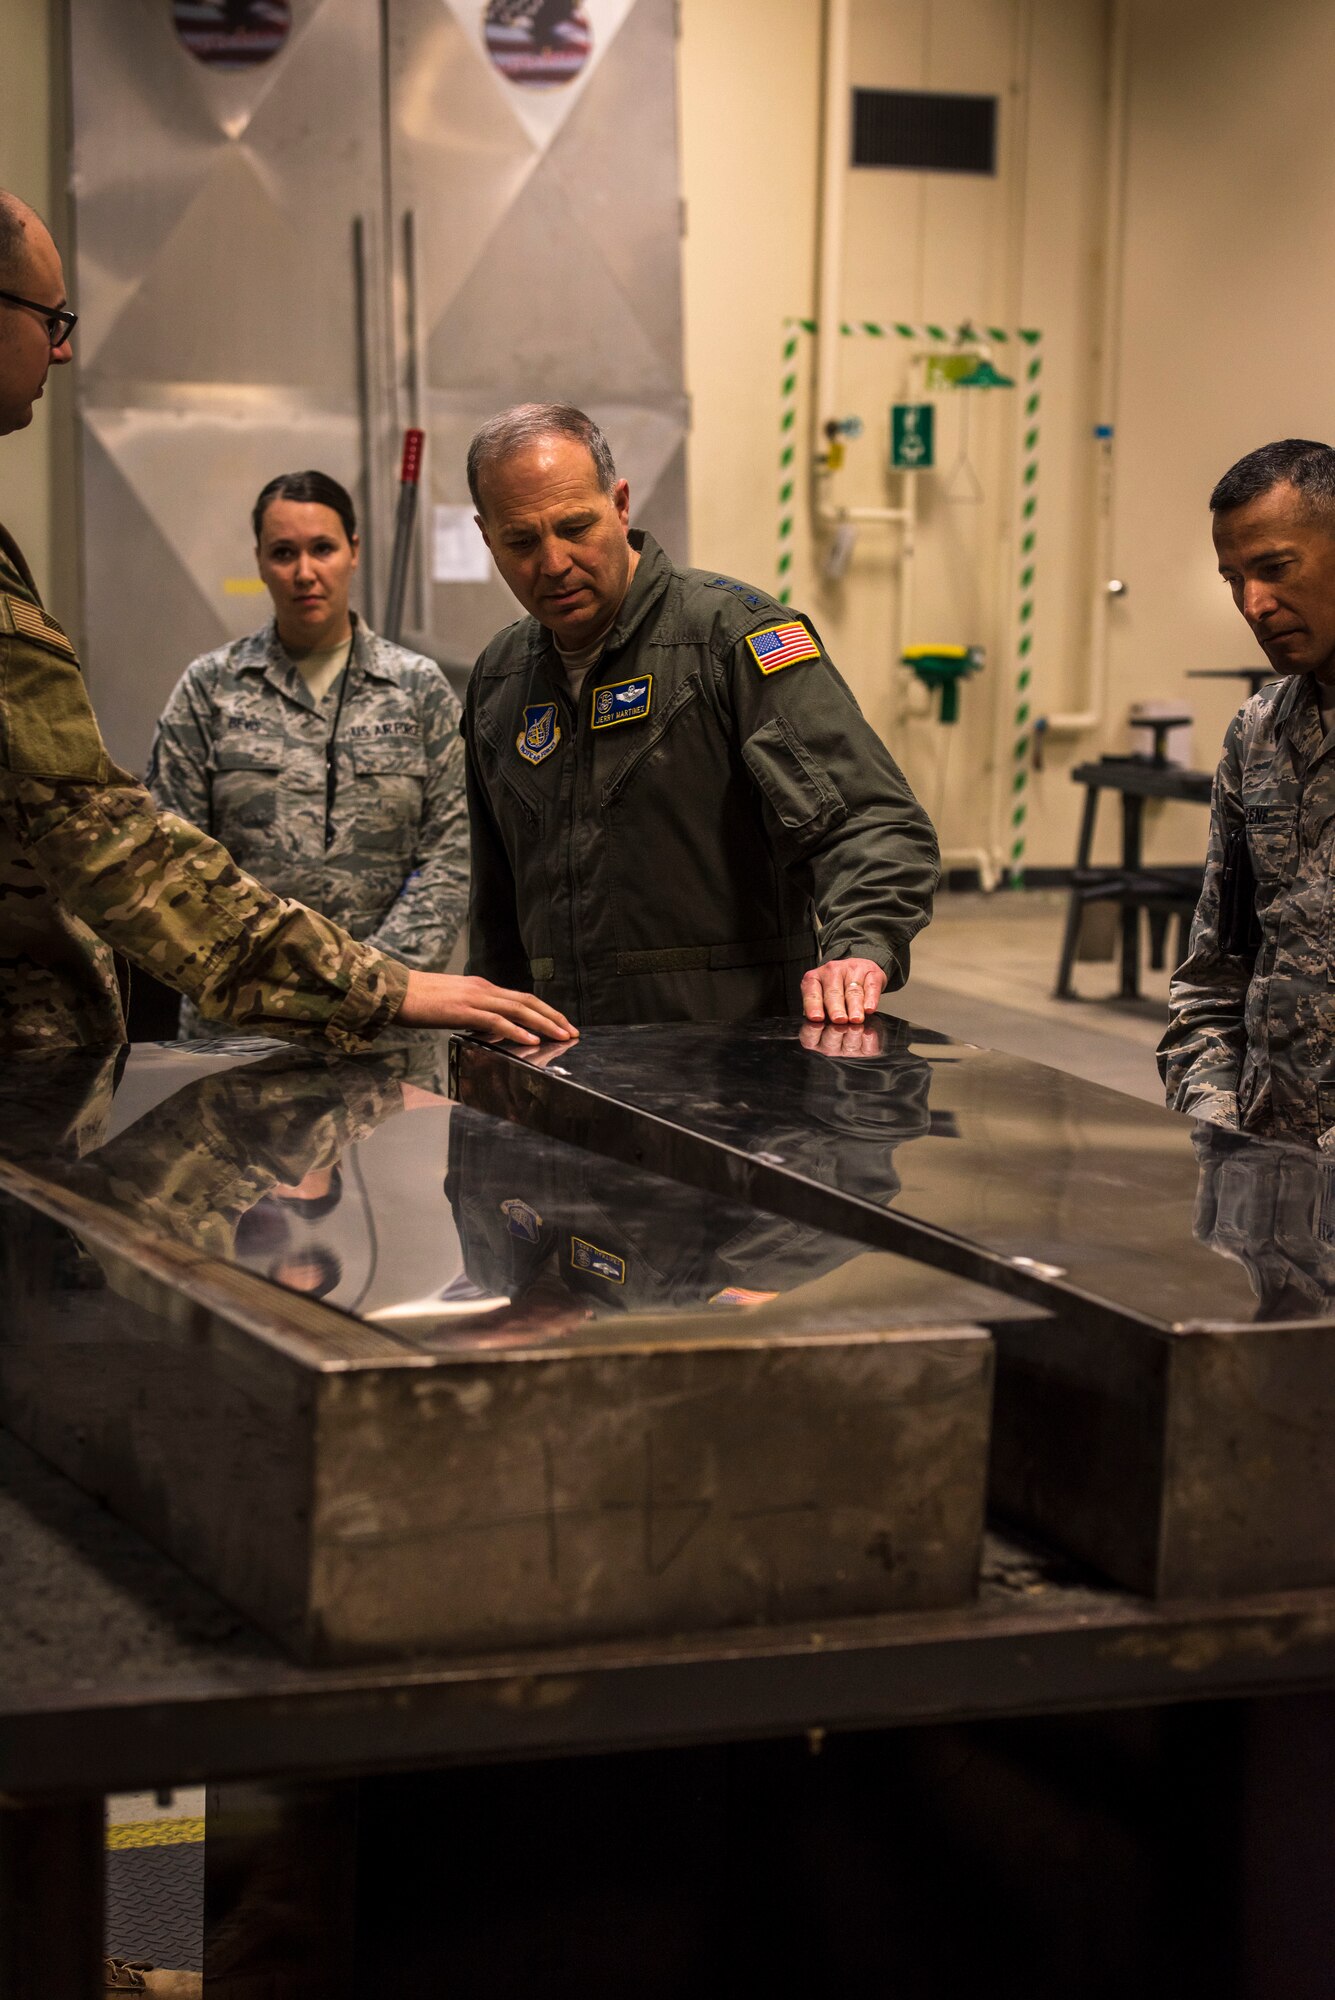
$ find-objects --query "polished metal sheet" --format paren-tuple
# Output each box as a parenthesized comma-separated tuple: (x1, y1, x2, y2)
(454, 1019, 1335, 1598)
(0, 1039, 1009, 1660)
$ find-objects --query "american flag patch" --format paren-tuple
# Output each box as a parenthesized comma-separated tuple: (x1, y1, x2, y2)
(2, 594, 77, 660)
(744, 621, 820, 674)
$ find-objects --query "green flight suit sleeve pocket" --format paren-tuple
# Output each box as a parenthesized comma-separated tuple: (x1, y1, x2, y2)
(742, 714, 847, 842)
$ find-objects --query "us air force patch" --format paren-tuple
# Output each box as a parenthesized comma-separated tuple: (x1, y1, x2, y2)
(591, 675, 653, 728)
(745, 622, 821, 674)
(501, 1198, 542, 1243)
(516, 701, 560, 765)
(570, 1235, 626, 1283)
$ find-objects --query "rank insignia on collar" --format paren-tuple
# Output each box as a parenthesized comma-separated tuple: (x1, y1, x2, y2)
(570, 1235, 626, 1283)
(501, 1198, 542, 1243)
(591, 674, 653, 728)
(517, 702, 561, 765)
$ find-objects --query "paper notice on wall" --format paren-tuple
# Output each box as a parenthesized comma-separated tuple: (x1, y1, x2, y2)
(432, 506, 492, 583)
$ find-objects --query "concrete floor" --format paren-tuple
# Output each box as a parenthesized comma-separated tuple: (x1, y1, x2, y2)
(897, 887, 1174, 1107)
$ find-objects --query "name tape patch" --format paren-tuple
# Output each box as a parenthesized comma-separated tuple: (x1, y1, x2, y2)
(745, 621, 820, 675)
(591, 675, 653, 728)
(516, 701, 561, 765)
(571, 1235, 626, 1284)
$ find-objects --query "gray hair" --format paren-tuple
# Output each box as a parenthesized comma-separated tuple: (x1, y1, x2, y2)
(467, 403, 617, 512)
(1210, 439, 1335, 529)
(0, 191, 34, 288)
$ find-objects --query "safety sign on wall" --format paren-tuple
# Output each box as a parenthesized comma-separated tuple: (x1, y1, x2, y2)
(890, 403, 935, 470)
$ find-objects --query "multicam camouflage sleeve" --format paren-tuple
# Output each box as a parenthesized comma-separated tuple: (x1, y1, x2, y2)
(0, 602, 407, 1052)
(1157, 713, 1249, 1128)
(363, 668, 469, 968)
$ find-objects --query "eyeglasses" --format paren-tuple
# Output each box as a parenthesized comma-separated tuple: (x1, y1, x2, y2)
(0, 289, 78, 349)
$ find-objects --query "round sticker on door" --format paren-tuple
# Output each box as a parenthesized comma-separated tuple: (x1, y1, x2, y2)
(174, 1, 293, 70)
(483, 1, 593, 87)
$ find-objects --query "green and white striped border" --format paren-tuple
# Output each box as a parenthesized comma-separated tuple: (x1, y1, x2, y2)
(777, 319, 1043, 882)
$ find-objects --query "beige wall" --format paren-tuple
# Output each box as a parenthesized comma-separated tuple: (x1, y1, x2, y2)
(1108, 0, 1335, 865)
(680, 0, 1110, 874)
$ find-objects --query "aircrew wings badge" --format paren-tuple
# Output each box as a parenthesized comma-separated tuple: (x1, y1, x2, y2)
(517, 702, 560, 765)
(745, 621, 821, 674)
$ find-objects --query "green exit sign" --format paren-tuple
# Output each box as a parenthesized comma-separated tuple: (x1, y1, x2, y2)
(891, 402, 934, 470)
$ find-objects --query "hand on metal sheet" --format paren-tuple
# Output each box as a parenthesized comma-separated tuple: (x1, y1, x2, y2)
(397, 972, 578, 1045)
(800, 957, 887, 1027)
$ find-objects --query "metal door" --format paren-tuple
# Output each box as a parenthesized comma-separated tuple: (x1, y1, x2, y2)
(68, 0, 390, 770)
(382, 0, 690, 669)
(67, 0, 689, 765)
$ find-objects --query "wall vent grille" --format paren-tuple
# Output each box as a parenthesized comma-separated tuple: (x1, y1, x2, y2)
(851, 89, 997, 174)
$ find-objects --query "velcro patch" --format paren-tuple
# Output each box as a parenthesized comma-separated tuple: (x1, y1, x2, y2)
(0, 594, 78, 661)
(501, 1198, 542, 1243)
(745, 621, 821, 674)
(591, 675, 653, 728)
(570, 1235, 626, 1284)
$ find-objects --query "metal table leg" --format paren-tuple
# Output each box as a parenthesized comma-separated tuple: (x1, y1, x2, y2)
(1055, 782, 1101, 998)
(203, 1781, 357, 1999)
(1119, 793, 1146, 998)
(0, 1794, 103, 2000)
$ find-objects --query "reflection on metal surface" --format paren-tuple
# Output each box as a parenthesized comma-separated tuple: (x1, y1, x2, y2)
(456, 1017, 1335, 1599)
(0, 1039, 1006, 1658)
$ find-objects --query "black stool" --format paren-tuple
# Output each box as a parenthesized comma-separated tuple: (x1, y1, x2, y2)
(1054, 756, 1212, 1001)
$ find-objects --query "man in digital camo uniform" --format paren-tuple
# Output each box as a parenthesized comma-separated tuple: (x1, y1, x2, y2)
(464, 403, 939, 1028)
(0, 191, 575, 1065)
(1160, 439, 1335, 1146)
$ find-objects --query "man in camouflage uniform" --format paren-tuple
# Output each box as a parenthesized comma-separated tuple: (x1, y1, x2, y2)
(149, 620, 467, 1036)
(0, 190, 573, 1056)
(1160, 438, 1335, 1145)
(464, 404, 938, 1028)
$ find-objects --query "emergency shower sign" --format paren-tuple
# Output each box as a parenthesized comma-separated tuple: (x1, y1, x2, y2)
(484, 2, 593, 86)
(891, 403, 935, 470)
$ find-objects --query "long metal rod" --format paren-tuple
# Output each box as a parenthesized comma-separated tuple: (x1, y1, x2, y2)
(1043, 0, 1131, 736)
(402, 208, 430, 635)
(352, 215, 377, 617)
(382, 428, 425, 644)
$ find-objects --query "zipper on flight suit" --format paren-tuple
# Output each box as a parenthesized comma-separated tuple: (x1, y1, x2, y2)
(555, 675, 591, 1021)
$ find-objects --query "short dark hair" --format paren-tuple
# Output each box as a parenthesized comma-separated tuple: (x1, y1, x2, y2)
(1210, 439, 1335, 527)
(252, 469, 357, 545)
(0, 191, 34, 288)
(467, 403, 617, 512)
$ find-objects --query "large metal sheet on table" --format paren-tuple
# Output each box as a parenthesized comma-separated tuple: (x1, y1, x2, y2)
(454, 1019, 1335, 1599)
(0, 1040, 1010, 1662)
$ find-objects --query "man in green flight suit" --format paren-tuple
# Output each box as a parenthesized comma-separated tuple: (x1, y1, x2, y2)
(0, 191, 574, 1056)
(464, 403, 939, 1027)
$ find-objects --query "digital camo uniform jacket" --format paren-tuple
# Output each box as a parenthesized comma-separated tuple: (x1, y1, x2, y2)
(464, 531, 940, 1024)
(149, 618, 467, 1036)
(0, 523, 407, 1052)
(1159, 672, 1335, 1145)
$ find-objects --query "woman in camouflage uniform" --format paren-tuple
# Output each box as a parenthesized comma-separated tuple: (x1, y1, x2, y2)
(149, 470, 468, 1037)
